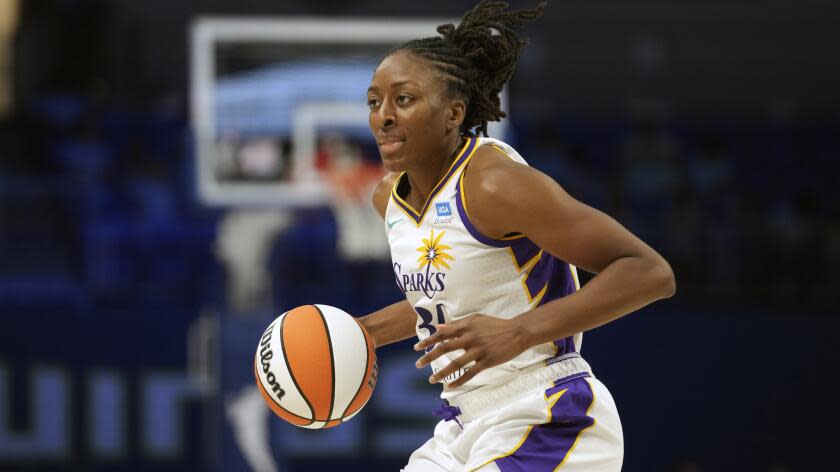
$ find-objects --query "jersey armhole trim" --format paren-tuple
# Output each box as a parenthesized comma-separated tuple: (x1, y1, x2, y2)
(489, 144, 528, 241)
(454, 144, 527, 248)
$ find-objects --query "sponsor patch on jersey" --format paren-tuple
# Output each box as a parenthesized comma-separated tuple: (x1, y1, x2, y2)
(435, 202, 452, 217)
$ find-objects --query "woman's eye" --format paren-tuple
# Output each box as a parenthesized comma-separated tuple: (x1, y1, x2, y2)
(367, 98, 380, 108)
(397, 95, 412, 105)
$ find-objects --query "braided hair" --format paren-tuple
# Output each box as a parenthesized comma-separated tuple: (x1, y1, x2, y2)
(395, 0, 546, 137)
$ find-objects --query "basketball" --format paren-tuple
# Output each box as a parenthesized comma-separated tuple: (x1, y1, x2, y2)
(254, 304, 378, 429)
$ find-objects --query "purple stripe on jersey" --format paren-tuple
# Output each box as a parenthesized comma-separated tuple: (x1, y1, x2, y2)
(508, 237, 541, 268)
(533, 261, 579, 354)
(495, 375, 595, 472)
(553, 336, 576, 355)
(533, 257, 577, 304)
(524, 252, 554, 297)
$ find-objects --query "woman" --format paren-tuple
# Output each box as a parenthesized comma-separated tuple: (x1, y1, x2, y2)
(359, 1, 675, 470)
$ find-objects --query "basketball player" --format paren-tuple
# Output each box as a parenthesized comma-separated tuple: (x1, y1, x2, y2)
(359, 1, 675, 470)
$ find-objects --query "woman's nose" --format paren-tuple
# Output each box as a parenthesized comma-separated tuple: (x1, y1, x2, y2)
(377, 102, 395, 129)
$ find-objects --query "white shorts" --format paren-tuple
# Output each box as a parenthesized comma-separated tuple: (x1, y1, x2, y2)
(402, 360, 623, 472)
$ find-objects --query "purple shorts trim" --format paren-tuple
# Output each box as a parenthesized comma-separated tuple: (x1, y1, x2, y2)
(495, 375, 595, 472)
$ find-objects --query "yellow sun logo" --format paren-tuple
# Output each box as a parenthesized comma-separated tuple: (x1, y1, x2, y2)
(416, 229, 455, 271)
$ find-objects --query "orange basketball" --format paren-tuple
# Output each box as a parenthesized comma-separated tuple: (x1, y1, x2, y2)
(254, 304, 378, 429)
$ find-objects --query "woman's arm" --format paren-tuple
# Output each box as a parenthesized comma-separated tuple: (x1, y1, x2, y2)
(494, 161, 675, 349)
(415, 146, 675, 387)
(359, 300, 418, 348)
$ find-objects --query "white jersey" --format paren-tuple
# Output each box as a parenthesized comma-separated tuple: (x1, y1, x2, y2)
(385, 136, 583, 400)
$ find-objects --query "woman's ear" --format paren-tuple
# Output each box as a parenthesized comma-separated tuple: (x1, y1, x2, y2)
(446, 99, 467, 132)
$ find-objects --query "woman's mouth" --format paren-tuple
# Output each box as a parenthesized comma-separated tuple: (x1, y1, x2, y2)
(379, 140, 404, 154)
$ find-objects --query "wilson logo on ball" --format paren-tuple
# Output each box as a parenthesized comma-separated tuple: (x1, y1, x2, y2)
(254, 304, 377, 429)
(258, 321, 286, 400)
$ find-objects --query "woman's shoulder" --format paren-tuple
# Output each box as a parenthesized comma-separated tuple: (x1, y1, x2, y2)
(475, 137, 528, 165)
(463, 138, 555, 239)
(467, 138, 539, 197)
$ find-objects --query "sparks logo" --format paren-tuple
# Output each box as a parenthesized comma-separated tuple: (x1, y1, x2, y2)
(393, 229, 454, 299)
(416, 229, 454, 270)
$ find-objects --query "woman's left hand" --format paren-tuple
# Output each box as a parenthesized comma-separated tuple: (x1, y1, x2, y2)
(414, 314, 529, 388)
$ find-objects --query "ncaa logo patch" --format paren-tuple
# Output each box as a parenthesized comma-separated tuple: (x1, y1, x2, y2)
(435, 202, 452, 217)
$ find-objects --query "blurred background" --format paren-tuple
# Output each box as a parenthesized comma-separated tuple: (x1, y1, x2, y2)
(1, 0, 839, 471)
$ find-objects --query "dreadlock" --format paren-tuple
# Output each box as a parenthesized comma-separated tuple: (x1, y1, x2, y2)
(395, 0, 546, 137)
